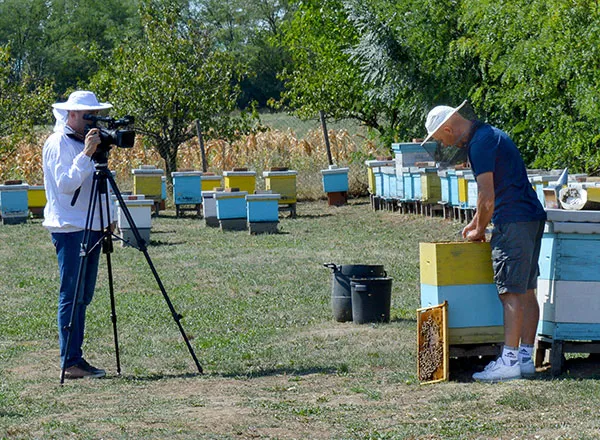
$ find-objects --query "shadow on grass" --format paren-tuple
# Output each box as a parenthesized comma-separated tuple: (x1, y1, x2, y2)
(293, 213, 333, 219)
(448, 354, 600, 383)
(219, 366, 342, 379)
(115, 372, 202, 381)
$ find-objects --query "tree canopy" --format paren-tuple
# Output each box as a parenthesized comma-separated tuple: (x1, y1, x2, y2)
(2, 0, 600, 173)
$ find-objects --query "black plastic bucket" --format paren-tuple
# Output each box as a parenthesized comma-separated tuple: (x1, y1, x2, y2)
(324, 264, 387, 322)
(350, 277, 393, 324)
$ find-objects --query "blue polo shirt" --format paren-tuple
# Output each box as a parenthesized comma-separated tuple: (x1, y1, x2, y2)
(467, 123, 546, 225)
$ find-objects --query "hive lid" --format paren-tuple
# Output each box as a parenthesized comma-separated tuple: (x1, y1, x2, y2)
(115, 199, 154, 207)
(132, 168, 164, 175)
(0, 183, 29, 190)
(246, 193, 281, 201)
(262, 170, 298, 177)
(213, 190, 248, 199)
(546, 208, 600, 223)
(364, 160, 395, 167)
(201, 174, 222, 180)
(320, 167, 349, 175)
(223, 170, 256, 176)
(171, 171, 203, 177)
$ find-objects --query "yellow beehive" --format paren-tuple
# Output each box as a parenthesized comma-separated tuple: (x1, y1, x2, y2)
(456, 170, 471, 206)
(27, 185, 46, 209)
(223, 170, 256, 194)
(367, 168, 376, 194)
(419, 241, 494, 286)
(263, 170, 298, 204)
(201, 175, 222, 191)
(420, 169, 441, 204)
(132, 167, 164, 201)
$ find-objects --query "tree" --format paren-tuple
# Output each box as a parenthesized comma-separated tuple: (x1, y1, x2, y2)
(0, 0, 142, 95)
(0, 45, 54, 169)
(458, 0, 600, 172)
(191, 0, 294, 107)
(90, 0, 257, 179)
(278, 0, 475, 147)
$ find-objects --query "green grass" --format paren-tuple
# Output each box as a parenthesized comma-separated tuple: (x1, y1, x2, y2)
(1, 200, 600, 439)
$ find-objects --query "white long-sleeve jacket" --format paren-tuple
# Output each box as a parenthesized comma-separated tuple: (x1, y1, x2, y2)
(42, 128, 112, 232)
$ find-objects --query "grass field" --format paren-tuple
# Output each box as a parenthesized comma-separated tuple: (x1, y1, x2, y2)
(1, 199, 600, 439)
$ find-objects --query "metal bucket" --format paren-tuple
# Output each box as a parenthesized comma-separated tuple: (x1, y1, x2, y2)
(324, 263, 387, 322)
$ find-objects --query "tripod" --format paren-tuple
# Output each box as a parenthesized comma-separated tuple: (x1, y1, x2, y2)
(59, 160, 203, 384)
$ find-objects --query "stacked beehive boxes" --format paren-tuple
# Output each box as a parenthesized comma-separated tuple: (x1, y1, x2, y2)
(419, 241, 504, 345)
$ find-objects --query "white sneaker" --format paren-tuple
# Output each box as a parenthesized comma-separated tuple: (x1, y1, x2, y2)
(520, 359, 536, 377)
(472, 358, 521, 382)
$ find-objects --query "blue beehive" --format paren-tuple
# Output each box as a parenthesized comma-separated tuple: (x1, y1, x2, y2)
(402, 167, 415, 201)
(373, 166, 385, 198)
(246, 193, 281, 223)
(0, 183, 29, 224)
(411, 169, 423, 201)
(448, 169, 459, 206)
(382, 166, 396, 198)
(438, 169, 451, 204)
(420, 241, 504, 345)
(320, 166, 349, 193)
(214, 191, 248, 220)
(391, 142, 436, 168)
(538, 209, 600, 341)
(171, 171, 203, 205)
(466, 174, 478, 208)
(161, 176, 167, 201)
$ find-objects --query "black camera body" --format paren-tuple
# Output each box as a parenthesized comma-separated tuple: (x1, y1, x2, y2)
(84, 114, 135, 163)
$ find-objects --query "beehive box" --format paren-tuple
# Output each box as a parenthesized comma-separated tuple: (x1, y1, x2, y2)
(246, 193, 281, 223)
(224, 170, 256, 194)
(320, 166, 349, 193)
(0, 183, 29, 224)
(365, 160, 394, 195)
(402, 167, 415, 201)
(115, 198, 154, 247)
(201, 191, 218, 227)
(201, 175, 222, 191)
(373, 166, 385, 197)
(456, 170, 472, 208)
(391, 142, 436, 168)
(132, 167, 164, 201)
(171, 171, 203, 205)
(27, 185, 46, 216)
(382, 166, 396, 198)
(438, 169, 452, 204)
(420, 168, 441, 204)
(411, 169, 423, 201)
(538, 211, 600, 340)
(420, 241, 503, 344)
(214, 191, 248, 220)
(466, 173, 478, 208)
(263, 170, 297, 205)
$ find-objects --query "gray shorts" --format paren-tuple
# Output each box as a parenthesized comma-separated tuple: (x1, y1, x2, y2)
(490, 220, 545, 294)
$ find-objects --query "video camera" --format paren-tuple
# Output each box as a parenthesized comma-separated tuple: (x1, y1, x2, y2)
(84, 114, 135, 163)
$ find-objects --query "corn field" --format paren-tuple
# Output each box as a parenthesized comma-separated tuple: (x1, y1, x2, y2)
(1, 122, 385, 200)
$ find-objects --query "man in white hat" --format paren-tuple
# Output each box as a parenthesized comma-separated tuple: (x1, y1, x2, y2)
(423, 102, 546, 382)
(43, 90, 113, 379)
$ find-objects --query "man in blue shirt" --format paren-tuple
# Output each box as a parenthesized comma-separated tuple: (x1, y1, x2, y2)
(423, 102, 546, 382)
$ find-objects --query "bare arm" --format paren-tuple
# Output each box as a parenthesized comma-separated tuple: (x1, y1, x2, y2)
(462, 172, 494, 241)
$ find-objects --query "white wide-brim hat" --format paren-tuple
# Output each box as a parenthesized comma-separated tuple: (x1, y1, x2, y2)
(422, 100, 468, 145)
(52, 90, 113, 111)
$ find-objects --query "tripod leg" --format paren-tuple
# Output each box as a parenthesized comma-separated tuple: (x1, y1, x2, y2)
(60, 176, 100, 384)
(100, 188, 121, 376)
(107, 172, 203, 374)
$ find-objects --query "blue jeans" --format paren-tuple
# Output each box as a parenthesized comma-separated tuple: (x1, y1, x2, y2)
(51, 230, 103, 368)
